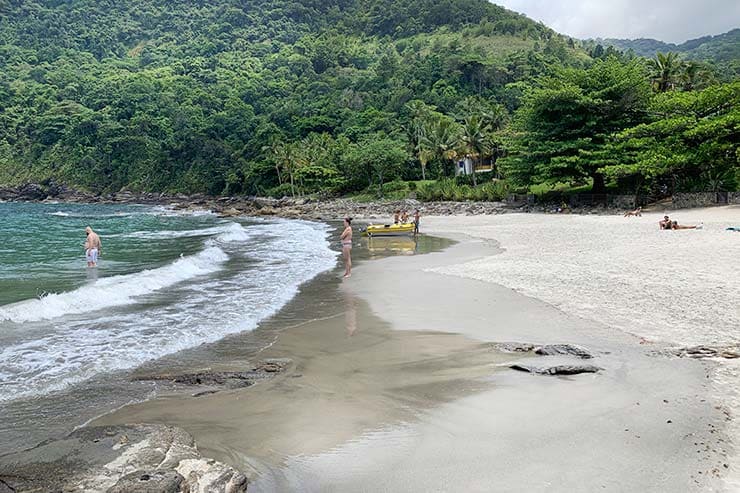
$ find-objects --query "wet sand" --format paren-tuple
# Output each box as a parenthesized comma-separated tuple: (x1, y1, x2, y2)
(97, 224, 731, 492)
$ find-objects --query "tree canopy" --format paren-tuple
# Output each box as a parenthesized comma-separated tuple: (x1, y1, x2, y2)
(0, 0, 736, 199)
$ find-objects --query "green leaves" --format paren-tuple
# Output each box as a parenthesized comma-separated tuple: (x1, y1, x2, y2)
(601, 81, 740, 192)
(501, 57, 651, 191)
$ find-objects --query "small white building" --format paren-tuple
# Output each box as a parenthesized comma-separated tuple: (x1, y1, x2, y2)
(456, 155, 475, 176)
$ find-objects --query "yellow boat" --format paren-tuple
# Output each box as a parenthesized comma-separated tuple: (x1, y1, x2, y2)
(362, 222, 415, 237)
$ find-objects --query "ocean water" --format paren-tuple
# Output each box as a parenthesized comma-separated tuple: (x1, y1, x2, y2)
(0, 202, 337, 451)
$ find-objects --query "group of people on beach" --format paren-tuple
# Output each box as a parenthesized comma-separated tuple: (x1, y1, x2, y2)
(624, 208, 703, 230)
(339, 209, 422, 279)
(394, 209, 421, 233)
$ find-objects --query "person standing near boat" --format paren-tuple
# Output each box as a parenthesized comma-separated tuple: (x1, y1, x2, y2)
(340, 217, 353, 278)
(84, 226, 102, 268)
(413, 209, 421, 235)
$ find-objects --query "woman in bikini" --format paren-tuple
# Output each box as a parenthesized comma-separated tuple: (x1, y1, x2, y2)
(340, 217, 353, 278)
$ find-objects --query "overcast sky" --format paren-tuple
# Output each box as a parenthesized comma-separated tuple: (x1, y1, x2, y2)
(493, 0, 740, 43)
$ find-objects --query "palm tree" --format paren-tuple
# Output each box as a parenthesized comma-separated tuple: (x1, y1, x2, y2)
(262, 141, 284, 186)
(678, 61, 713, 91)
(267, 141, 298, 197)
(405, 100, 436, 180)
(647, 52, 680, 92)
(460, 115, 487, 186)
(421, 117, 461, 178)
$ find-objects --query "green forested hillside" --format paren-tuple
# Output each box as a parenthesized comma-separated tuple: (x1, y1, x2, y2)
(0, 0, 588, 194)
(0, 0, 737, 198)
(597, 29, 740, 64)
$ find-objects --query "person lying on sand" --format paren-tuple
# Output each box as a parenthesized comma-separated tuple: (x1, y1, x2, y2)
(659, 216, 672, 229)
(624, 207, 642, 217)
(669, 220, 703, 230)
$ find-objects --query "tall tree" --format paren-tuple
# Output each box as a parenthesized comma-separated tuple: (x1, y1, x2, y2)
(500, 57, 652, 193)
(405, 100, 437, 180)
(420, 116, 462, 178)
(460, 114, 487, 186)
(601, 81, 740, 194)
(647, 52, 681, 92)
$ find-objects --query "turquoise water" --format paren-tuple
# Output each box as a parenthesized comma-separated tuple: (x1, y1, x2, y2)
(0, 203, 210, 305)
(0, 202, 338, 451)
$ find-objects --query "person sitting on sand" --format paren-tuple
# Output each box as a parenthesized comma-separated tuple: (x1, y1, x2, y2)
(624, 207, 642, 217)
(394, 210, 400, 224)
(340, 217, 353, 278)
(659, 216, 672, 229)
(84, 226, 102, 267)
(401, 210, 409, 223)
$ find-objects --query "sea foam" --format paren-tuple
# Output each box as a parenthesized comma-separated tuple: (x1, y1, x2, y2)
(0, 245, 228, 323)
(0, 218, 337, 402)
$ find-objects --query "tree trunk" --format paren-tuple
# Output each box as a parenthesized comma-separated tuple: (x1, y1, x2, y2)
(421, 162, 426, 180)
(591, 172, 606, 195)
(471, 156, 478, 187)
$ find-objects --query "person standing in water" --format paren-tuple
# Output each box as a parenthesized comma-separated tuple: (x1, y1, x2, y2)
(84, 226, 102, 267)
(413, 209, 421, 235)
(340, 217, 353, 278)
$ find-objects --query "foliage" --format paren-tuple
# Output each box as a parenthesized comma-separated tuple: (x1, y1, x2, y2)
(596, 29, 740, 64)
(500, 57, 652, 192)
(0, 0, 584, 194)
(600, 82, 740, 193)
(342, 136, 411, 196)
(0, 0, 736, 200)
(416, 178, 509, 201)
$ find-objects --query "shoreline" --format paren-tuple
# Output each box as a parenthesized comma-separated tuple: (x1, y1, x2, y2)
(2, 207, 737, 491)
(0, 181, 699, 221)
(93, 222, 732, 490)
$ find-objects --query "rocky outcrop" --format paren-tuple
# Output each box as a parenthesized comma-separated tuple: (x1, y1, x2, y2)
(494, 342, 601, 377)
(510, 364, 602, 375)
(661, 345, 740, 360)
(494, 342, 593, 359)
(534, 344, 593, 359)
(0, 182, 641, 218)
(0, 424, 247, 493)
(1, 180, 97, 202)
(132, 359, 291, 396)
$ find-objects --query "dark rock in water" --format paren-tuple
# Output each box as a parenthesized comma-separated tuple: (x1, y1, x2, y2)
(133, 358, 292, 395)
(0, 424, 247, 493)
(534, 344, 593, 359)
(108, 469, 184, 493)
(510, 364, 602, 375)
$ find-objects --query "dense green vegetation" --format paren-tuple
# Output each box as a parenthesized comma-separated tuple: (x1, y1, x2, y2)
(597, 29, 740, 63)
(0, 0, 737, 201)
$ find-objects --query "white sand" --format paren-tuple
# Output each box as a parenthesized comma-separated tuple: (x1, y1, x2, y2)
(422, 205, 740, 490)
(424, 206, 740, 347)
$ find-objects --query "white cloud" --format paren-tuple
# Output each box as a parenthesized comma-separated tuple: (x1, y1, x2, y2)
(492, 0, 740, 43)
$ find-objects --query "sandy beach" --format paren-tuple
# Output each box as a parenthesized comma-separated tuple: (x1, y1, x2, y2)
(87, 206, 739, 491)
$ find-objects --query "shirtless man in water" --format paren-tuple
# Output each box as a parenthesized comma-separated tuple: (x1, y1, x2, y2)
(84, 226, 102, 267)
